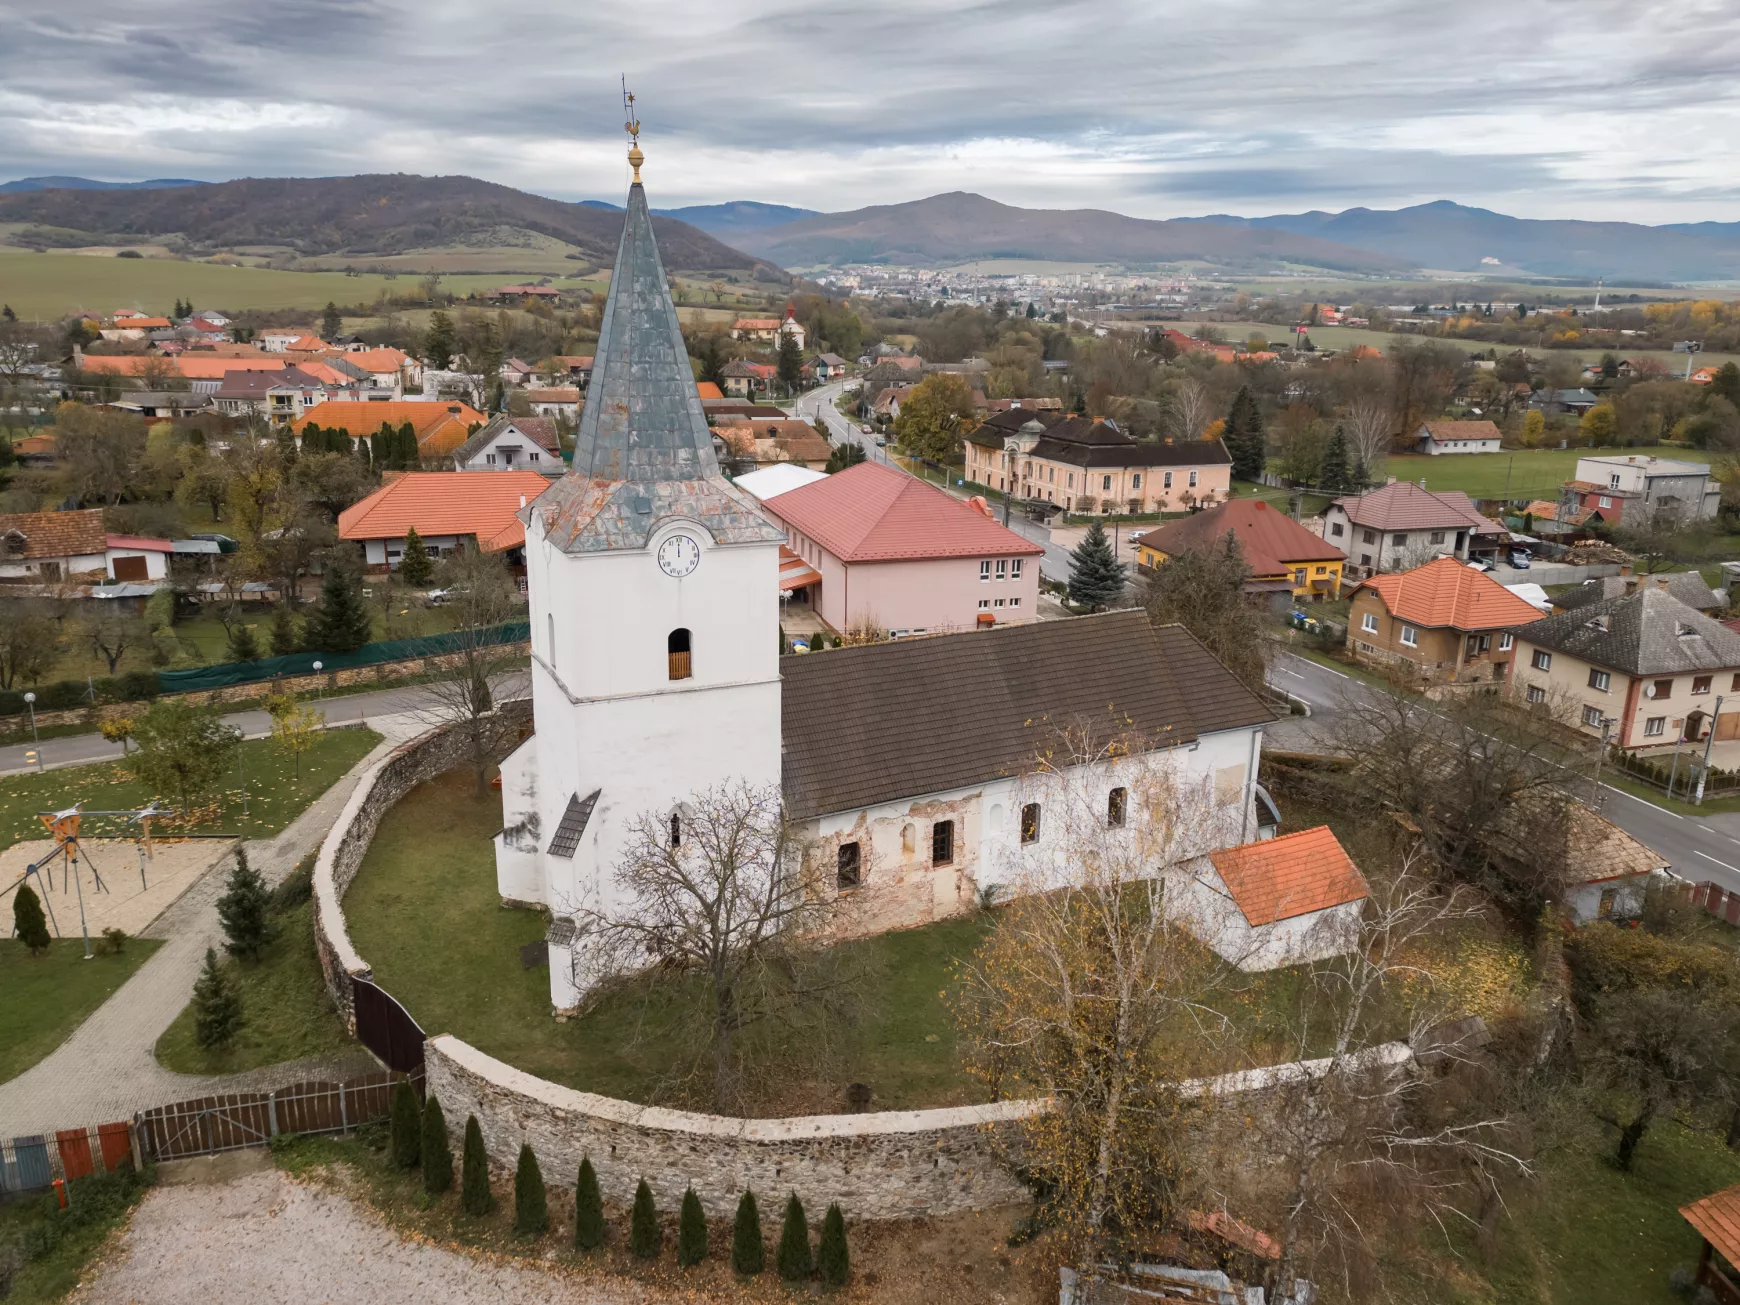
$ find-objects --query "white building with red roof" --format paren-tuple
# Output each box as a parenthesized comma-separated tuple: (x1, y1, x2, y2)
(337, 471, 551, 571)
(760, 461, 1043, 636)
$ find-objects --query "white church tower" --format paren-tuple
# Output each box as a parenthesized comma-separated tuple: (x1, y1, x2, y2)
(494, 119, 787, 1010)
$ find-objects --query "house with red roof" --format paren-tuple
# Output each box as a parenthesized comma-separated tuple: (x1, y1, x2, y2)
(1166, 825, 1371, 970)
(0, 509, 173, 584)
(759, 461, 1043, 637)
(293, 400, 486, 458)
(1347, 555, 1544, 683)
(337, 471, 551, 571)
(1324, 480, 1508, 576)
(1134, 498, 1345, 603)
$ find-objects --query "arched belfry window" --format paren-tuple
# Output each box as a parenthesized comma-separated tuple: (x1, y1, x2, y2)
(668, 628, 692, 681)
(670, 812, 682, 848)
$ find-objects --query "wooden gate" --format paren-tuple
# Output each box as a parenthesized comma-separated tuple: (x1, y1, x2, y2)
(351, 977, 426, 1075)
(135, 1074, 397, 1161)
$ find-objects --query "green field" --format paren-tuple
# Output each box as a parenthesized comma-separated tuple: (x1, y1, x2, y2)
(0, 936, 163, 1084)
(0, 247, 509, 320)
(1373, 445, 1685, 502)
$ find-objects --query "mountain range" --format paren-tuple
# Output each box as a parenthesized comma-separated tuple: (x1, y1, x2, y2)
(579, 198, 819, 235)
(0, 175, 206, 194)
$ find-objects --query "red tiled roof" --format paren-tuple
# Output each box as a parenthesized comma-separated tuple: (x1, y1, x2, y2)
(1683, 1186, 1740, 1266)
(80, 355, 288, 379)
(1136, 498, 1343, 576)
(1420, 419, 1502, 442)
(1354, 555, 1543, 631)
(338, 472, 551, 549)
(1209, 826, 1370, 927)
(105, 534, 173, 552)
(696, 381, 724, 400)
(345, 347, 411, 374)
(763, 461, 1044, 563)
(295, 401, 486, 454)
(0, 508, 108, 559)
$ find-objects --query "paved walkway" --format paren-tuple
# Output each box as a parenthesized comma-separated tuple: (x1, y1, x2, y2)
(0, 713, 425, 1138)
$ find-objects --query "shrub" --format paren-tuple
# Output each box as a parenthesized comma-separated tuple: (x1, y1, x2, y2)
(574, 1156, 605, 1250)
(777, 1192, 813, 1281)
(99, 926, 128, 955)
(421, 1096, 451, 1195)
(817, 1202, 849, 1287)
(630, 1178, 661, 1260)
(12, 883, 51, 954)
(732, 1189, 765, 1274)
(460, 1115, 491, 1215)
(216, 845, 276, 962)
(514, 1143, 547, 1235)
(389, 1080, 421, 1170)
(678, 1187, 707, 1267)
(191, 947, 243, 1049)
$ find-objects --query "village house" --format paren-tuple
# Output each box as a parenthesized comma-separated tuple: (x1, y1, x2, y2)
(1553, 570, 1724, 615)
(964, 409, 1233, 514)
(105, 391, 214, 420)
(337, 471, 550, 572)
(1561, 453, 1722, 525)
(450, 416, 564, 476)
(1134, 498, 1346, 604)
(1508, 587, 1740, 748)
(1415, 419, 1503, 455)
(801, 352, 850, 383)
(525, 387, 582, 421)
(718, 418, 833, 472)
(0, 509, 172, 583)
(1324, 480, 1507, 576)
(730, 305, 804, 349)
(1346, 555, 1543, 683)
(720, 360, 777, 398)
(759, 460, 1043, 635)
(293, 400, 487, 460)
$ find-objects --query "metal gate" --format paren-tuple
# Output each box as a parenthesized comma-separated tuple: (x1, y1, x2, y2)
(135, 1075, 397, 1161)
(352, 977, 426, 1075)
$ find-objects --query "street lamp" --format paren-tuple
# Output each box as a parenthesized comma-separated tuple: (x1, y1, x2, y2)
(1592, 716, 1618, 808)
(312, 660, 324, 705)
(23, 692, 41, 772)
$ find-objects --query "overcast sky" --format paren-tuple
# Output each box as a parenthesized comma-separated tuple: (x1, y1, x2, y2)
(6, 0, 1740, 224)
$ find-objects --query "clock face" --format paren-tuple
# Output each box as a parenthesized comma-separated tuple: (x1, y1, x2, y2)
(657, 533, 701, 578)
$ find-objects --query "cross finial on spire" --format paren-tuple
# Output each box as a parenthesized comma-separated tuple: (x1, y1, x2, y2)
(622, 77, 643, 184)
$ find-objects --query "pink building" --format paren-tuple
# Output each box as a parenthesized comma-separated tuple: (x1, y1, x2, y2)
(762, 461, 1044, 637)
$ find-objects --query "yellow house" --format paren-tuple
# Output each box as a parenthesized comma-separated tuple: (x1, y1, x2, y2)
(1134, 498, 1346, 602)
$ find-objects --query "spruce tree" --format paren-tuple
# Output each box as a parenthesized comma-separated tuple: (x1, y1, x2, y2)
(574, 1156, 605, 1250)
(776, 1192, 813, 1281)
(398, 421, 419, 469)
(226, 619, 261, 663)
(678, 1187, 708, 1267)
(630, 1178, 661, 1260)
(817, 1203, 849, 1288)
(12, 882, 51, 954)
(1317, 424, 1353, 494)
(322, 301, 343, 340)
(461, 1115, 491, 1215)
(389, 1080, 421, 1170)
(1223, 384, 1267, 481)
(422, 1095, 452, 1195)
(1068, 519, 1127, 611)
(306, 559, 372, 654)
(192, 947, 243, 1049)
(398, 527, 434, 587)
(514, 1143, 547, 1235)
(217, 845, 275, 961)
(732, 1189, 765, 1275)
(268, 605, 299, 657)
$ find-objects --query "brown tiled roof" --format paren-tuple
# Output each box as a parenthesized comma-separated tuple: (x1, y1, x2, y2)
(0, 508, 108, 559)
(1332, 481, 1492, 532)
(780, 611, 1273, 818)
(1420, 420, 1503, 442)
(1682, 1186, 1740, 1267)
(1137, 498, 1344, 575)
(1209, 825, 1370, 926)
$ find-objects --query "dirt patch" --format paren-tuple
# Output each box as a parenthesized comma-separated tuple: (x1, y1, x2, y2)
(1, 837, 234, 940)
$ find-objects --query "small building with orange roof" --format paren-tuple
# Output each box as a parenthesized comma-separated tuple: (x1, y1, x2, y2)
(292, 400, 486, 457)
(1347, 554, 1544, 683)
(1134, 497, 1345, 602)
(338, 470, 551, 571)
(1167, 825, 1370, 970)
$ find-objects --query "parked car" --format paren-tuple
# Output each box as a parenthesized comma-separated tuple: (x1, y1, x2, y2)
(425, 585, 470, 606)
(875, 434, 888, 447)
(1508, 548, 1532, 569)
(860, 424, 873, 434)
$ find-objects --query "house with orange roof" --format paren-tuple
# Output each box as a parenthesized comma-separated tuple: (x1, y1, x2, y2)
(1347, 554, 1544, 683)
(293, 400, 486, 458)
(338, 470, 551, 571)
(1134, 497, 1345, 603)
(260, 329, 327, 353)
(1166, 825, 1370, 970)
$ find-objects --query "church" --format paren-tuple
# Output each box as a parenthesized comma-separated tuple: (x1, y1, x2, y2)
(493, 130, 1278, 1012)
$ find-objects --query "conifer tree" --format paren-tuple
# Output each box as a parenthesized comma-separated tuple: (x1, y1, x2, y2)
(306, 558, 372, 654)
(1222, 384, 1267, 481)
(461, 1115, 491, 1215)
(192, 947, 243, 1049)
(678, 1187, 708, 1267)
(322, 301, 343, 340)
(732, 1189, 765, 1275)
(389, 1079, 421, 1170)
(422, 1095, 452, 1194)
(1068, 519, 1127, 611)
(574, 1156, 605, 1250)
(226, 619, 261, 663)
(217, 845, 275, 961)
(398, 527, 434, 587)
(777, 1192, 813, 1281)
(1317, 424, 1353, 494)
(776, 328, 804, 396)
(356, 431, 373, 472)
(268, 605, 299, 657)
(12, 882, 51, 954)
(817, 1202, 849, 1288)
(631, 1178, 661, 1260)
(398, 421, 419, 468)
(514, 1143, 547, 1235)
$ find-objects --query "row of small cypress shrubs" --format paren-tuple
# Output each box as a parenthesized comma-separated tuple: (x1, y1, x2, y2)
(385, 1082, 847, 1282)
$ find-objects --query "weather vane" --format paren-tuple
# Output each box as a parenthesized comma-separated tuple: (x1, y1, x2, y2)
(622, 76, 643, 184)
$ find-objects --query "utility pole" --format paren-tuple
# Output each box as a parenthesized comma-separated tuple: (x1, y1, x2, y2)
(1696, 694, 1726, 805)
(1593, 716, 1616, 808)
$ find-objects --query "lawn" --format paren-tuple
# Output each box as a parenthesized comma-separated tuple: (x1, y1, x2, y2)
(0, 936, 163, 1085)
(1380, 445, 1686, 502)
(0, 1167, 155, 1304)
(0, 725, 381, 851)
(154, 878, 353, 1075)
(345, 768, 991, 1113)
(1233, 478, 1331, 517)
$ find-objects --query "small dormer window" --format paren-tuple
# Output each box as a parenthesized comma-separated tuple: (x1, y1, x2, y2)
(1678, 623, 1698, 638)
(2, 531, 25, 558)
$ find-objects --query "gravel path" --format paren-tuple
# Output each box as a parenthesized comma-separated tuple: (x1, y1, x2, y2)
(73, 1167, 651, 1305)
(0, 715, 423, 1137)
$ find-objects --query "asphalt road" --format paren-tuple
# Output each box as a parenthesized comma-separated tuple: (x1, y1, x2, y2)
(794, 381, 890, 464)
(1267, 648, 1740, 897)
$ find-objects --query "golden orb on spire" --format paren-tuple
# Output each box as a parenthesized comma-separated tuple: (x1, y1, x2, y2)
(622, 79, 643, 184)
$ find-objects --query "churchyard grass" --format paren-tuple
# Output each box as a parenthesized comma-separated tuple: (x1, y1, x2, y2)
(0, 937, 163, 1085)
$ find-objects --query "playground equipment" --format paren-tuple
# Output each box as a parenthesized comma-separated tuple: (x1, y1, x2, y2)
(3, 804, 171, 958)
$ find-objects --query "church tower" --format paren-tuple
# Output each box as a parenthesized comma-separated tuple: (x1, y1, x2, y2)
(494, 107, 787, 1010)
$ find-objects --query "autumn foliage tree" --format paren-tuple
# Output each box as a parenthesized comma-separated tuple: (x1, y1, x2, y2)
(892, 373, 978, 463)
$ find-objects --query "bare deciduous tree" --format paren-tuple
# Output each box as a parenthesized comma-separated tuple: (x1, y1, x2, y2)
(1169, 377, 1213, 442)
(0, 611, 60, 689)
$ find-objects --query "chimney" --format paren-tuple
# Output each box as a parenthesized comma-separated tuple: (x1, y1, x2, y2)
(519, 494, 527, 508)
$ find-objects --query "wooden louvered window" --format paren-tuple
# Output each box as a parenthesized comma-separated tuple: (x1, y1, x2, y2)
(668, 628, 691, 680)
